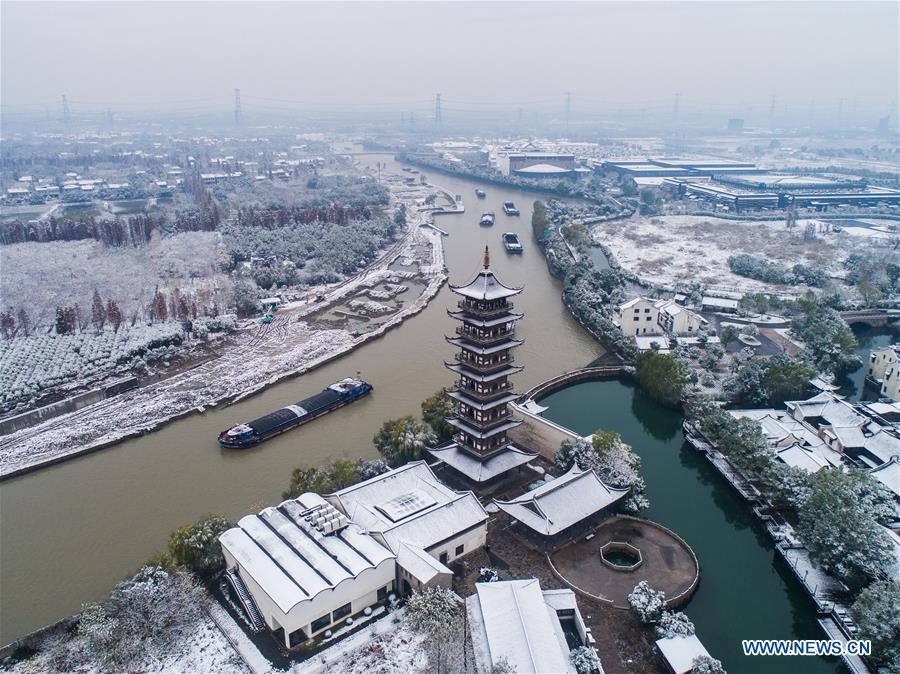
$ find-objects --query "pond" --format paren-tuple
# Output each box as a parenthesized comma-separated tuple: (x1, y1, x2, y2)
(539, 378, 842, 674)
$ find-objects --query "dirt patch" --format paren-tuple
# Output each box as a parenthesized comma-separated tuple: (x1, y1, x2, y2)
(452, 514, 667, 674)
(549, 517, 698, 609)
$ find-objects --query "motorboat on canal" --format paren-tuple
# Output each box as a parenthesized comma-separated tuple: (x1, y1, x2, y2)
(502, 232, 523, 253)
(218, 377, 373, 448)
(479, 211, 495, 226)
(503, 201, 520, 216)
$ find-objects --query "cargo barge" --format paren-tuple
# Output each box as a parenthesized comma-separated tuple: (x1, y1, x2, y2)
(218, 377, 373, 448)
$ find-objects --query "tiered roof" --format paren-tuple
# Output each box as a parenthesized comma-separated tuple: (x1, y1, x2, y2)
(448, 246, 523, 301)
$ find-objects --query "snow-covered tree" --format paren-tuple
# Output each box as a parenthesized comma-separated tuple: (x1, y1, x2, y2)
(655, 610, 695, 638)
(373, 416, 437, 466)
(797, 469, 894, 589)
(627, 581, 666, 623)
(691, 654, 727, 674)
(405, 586, 461, 674)
(167, 513, 233, 579)
(421, 389, 455, 442)
(555, 433, 649, 513)
(34, 566, 208, 672)
(851, 580, 900, 673)
(569, 645, 601, 674)
(357, 458, 390, 480)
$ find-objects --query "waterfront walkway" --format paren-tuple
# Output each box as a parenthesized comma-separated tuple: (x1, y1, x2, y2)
(682, 423, 871, 674)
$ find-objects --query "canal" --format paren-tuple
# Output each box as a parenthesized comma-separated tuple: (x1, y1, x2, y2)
(539, 378, 843, 674)
(0, 155, 601, 643)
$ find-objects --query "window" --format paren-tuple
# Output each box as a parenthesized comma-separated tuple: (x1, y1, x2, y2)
(645, 308, 650, 313)
(333, 603, 352, 621)
(289, 628, 308, 647)
(455, 544, 464, 556)
(311, 613, 331, 633)
(439, 551, 449, 564)
(646, 316, 652, 321)
(378, 586, 389, 602)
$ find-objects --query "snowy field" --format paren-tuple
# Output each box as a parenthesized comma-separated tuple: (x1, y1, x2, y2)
(0, 612, 247, 674)
(592, 214, 892, 293)
(0, 232, 226, 328)
(0, 225, 445, 477)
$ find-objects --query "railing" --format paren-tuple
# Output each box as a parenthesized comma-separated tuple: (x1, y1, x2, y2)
(454, 326, 516, 345)
(226, 568, 266, 633)
(457, 300, 514, 316)
(455, 380, 513, 400)
(456, 409, 513, 428)
(454, 353, 515, 372)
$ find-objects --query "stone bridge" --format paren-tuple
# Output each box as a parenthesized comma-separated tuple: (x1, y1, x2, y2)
(518, 366, 626, 404)
(840, 309, 900, 327)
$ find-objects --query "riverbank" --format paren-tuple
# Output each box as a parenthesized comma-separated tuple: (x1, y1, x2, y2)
(0, 222, 446, 480)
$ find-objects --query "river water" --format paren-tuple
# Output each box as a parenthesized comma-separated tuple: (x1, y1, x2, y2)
(539, 380, 841, 674)
(0, 155, 600, 644)
(537, 326, 895, 673)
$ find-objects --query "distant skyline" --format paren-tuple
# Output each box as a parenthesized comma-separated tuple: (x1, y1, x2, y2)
(2, 1, 898, 120)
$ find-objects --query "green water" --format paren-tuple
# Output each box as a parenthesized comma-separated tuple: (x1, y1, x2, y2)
(539, 379, 842, 674)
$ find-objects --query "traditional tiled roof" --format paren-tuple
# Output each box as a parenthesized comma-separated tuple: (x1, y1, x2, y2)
(428, 443, 535, 483)
(494, 465, 629, 536)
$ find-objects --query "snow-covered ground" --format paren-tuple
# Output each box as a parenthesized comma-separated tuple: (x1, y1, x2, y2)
(592, 214, 891, 294)
(292, 610, 428, 674)
(0, 216, 445, 478)
(0, 611, 247, 674)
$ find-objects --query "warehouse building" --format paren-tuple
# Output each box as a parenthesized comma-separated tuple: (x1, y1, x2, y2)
(219, 461, 488, 648)
(498, 152, 576, 177)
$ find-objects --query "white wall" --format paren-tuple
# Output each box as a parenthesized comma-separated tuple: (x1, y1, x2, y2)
(618, 298, 661, 336)
(224, 549, 396, 647)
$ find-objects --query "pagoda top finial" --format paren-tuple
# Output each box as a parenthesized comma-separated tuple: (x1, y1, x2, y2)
(483, 245, 490, 270)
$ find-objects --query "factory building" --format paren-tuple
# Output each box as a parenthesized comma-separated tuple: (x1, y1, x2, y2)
(498, 152, 576, 177)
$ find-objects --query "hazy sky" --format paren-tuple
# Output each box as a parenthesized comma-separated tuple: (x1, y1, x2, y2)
(2, 1, 898, 116)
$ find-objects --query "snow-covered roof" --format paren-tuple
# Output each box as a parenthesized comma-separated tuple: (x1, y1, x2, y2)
(869, 457, 900, 499)
(656, 635, 711, 674)
(396, 542, 452, 584)
(449, 252, 522, 301)
(428, 443, 535, 483)
(494, 465, 630, 536)
(328, 461, 488, 552)
(775, 443, 831, 473)
(469, 580, 575, 674)
(786, 392, 864, 428)
(446, 337, 524, 355)
(219, 492, 394, 614)
(701, 296, 739, 309)
(447, 309, 524, 328)
(858, 430, 900, 464)
(513, 163, 573, 174)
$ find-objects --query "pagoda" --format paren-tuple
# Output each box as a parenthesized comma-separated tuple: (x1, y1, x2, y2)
(429, 247, 535, 484)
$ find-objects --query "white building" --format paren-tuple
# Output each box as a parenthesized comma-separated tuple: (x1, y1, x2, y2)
(219, 461, 488, 648)
(656, 634, 713, 674)
(466, 579, 594, 674)
(615, 297, 708, 338)
(866, 344, 900, 385)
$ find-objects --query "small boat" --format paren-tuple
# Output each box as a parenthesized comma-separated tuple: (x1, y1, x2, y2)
(218, 377, 373, 448)
(502, 232, 523, 253)
(479, 211, 495, 226)
(503, 201, 520, 216)
(475, 189, 486, 199)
